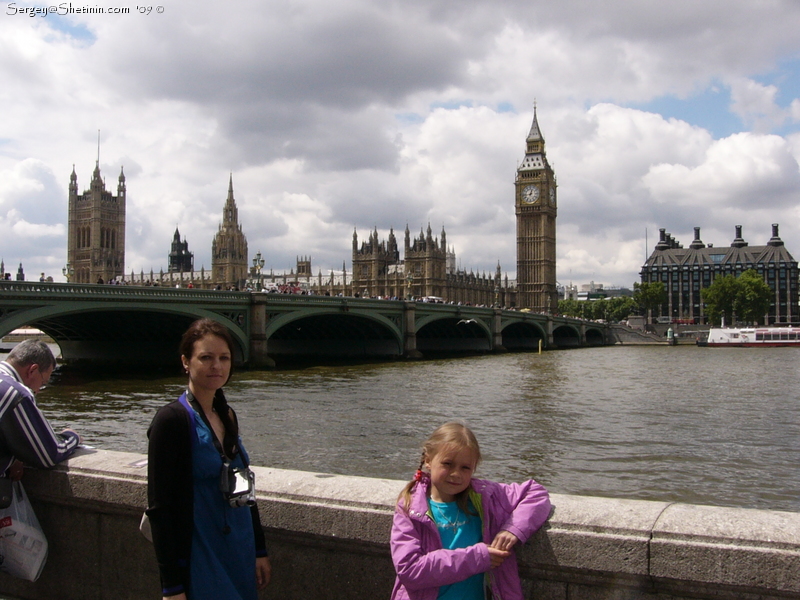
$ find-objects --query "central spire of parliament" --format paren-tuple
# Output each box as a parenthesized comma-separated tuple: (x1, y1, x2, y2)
(211, 174, 248, 289)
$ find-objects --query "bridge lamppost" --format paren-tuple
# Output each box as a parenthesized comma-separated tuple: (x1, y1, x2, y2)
(406, 271, 413, 300)
(62, 263, 74, 283)
(494, 284, 500, 309)
(252, 251, 265, 291)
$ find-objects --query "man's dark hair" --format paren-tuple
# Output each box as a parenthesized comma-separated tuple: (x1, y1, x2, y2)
(6, 339, 56, 371)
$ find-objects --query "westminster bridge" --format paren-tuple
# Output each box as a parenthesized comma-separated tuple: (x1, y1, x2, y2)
(0, 281, 611, 367)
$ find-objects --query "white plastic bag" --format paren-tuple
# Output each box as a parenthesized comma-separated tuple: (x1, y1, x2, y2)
(0, 481, 48, 581)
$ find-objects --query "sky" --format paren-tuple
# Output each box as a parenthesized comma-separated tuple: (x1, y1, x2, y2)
(2, 0, 800, 288)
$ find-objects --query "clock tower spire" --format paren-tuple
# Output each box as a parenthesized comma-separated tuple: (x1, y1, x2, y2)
(515, 105, 557, 312)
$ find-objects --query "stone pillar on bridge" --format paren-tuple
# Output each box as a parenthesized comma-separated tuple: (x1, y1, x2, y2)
(492, 309, 507, 353)
(403, 302, 423, 359)
(249, 295, 276, 368)
(604, 324, 616, 345)
(547, 316, 555, 347)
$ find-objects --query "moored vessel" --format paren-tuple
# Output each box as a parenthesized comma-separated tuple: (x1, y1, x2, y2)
(703, 326, 800, 347)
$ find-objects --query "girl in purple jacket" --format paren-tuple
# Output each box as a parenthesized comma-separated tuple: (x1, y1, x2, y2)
(390, 422, 551, 600)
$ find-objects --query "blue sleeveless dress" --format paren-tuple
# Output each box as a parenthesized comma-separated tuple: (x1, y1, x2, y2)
(187, 402, 257, 600)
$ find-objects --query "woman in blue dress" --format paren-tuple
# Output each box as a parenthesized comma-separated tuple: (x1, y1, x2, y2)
(147, 319, 271, 600)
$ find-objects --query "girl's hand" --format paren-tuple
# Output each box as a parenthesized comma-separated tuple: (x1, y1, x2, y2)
(490, 530, 520, 552)
(256, 556, 272, 590)
(487, 545, 510, 569)
(163, 594, 187, 600)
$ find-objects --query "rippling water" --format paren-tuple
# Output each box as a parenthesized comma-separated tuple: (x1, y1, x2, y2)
(17, 346, 800, 512)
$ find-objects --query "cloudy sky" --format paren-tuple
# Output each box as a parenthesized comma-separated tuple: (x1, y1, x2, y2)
(2, 0, 800, 288)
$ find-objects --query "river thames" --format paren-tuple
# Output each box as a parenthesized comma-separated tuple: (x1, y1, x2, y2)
(13, 345, 800, 513)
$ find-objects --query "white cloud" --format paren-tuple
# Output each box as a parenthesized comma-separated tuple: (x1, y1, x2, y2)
(10, 215, 65, 238)
(643, 133, 800, 209)
(728, 78, 789, 132)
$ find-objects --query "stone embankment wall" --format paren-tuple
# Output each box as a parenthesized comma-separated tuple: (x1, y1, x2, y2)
(0, 449, 797, 600)
(610, 324, 665, 344)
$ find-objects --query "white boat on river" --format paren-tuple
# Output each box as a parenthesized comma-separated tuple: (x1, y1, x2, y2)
(704, 326, 800, 347)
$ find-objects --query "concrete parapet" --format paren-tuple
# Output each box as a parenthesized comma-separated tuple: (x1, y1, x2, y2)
(0, 448, 796, 600)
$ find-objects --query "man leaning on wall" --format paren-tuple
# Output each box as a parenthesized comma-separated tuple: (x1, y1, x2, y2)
(0, 340, 81, 481)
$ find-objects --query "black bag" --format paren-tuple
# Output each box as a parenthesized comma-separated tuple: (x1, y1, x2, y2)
(0, 478, 13, 509)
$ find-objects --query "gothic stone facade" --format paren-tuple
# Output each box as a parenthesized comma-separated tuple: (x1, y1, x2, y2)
(515, 108, 558, 312)
(168, 227, 194, 273)
(641, 225, 799, 325)
(350, 225, 513, 306)
(211, 176, 248, 289)
(67, 162, 126, 283)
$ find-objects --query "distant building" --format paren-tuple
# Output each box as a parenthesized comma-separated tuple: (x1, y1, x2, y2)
(601, 286, 634, 299)
(67, 161, 126, 283)
(577, 282, 607, 301)
(211, 176, 248, 289)
(640, 225, 798, 324)
(349, 225, 512, 305)
(168, 227, 194, 273)
(561, 283, 578, 301)
(560, 282, 631, 302)
(247, 256, 327, 293)
(296, 256, 312, 278)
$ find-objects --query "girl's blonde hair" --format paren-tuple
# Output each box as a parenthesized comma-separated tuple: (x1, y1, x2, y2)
(398, 422, 482, 513)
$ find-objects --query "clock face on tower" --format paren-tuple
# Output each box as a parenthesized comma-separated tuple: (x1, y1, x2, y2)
(522, 185, 539, 204)
(549, 188, 556, 206)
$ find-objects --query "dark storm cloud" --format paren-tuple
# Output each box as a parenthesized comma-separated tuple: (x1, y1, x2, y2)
(220, 103, 402, 171)
(112, 2, 470, 107)
(93, 0, 484, 170)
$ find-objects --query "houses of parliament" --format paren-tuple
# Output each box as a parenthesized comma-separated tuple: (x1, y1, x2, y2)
(64, 109, 557, 310)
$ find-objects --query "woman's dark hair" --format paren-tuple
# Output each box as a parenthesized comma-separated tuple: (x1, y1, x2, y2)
(180, 318, 240, 458)
(179, 318, 235, 363)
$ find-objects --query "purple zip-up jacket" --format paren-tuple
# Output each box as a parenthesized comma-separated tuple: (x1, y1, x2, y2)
(390, 476, 551, 600)
(0, 362, 79, 473)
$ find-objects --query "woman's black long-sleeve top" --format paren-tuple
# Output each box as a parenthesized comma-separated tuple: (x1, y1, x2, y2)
(146, 394, 267, 596)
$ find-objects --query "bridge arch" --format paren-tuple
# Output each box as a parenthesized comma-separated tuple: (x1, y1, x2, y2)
(263, 309, 403, 361)
(585, 326, 605, 346)
(552, 324, 582, 348)
(414, 314, 492, 353)
(500, 321, 548, 350)
(0, 304, 250, 365)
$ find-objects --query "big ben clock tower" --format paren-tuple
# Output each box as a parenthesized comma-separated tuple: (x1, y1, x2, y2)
(515, 106, 557, 312)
